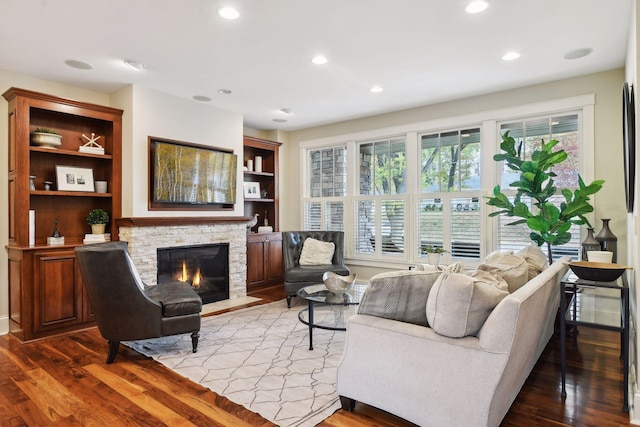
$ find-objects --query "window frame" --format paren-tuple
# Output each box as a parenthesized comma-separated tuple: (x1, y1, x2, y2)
(299, 95, 595, 269)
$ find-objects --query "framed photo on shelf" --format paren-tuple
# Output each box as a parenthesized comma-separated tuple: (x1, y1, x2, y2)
(55, 165, 95, 192)
(243, 182, 261, 199)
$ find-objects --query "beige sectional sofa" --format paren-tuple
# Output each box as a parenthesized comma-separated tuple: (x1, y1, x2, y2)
(337, 255, 570, 427)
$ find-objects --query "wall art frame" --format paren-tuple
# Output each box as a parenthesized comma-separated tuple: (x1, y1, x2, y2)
(623, 82, 636, 213)
(55, 165, 95, 192)
(148, 136, 238, 211)
(243, 182, 261, 199)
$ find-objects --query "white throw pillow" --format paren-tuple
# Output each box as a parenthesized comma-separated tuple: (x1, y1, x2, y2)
(426, 272, 509, 338)
(481, 251, 529, 293)
(416, 262, 463, 273)
(299, 238, 335, 265)
(516, 243, 548, 280)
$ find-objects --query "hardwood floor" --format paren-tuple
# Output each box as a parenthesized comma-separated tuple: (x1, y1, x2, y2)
(0, 284, 632, 426)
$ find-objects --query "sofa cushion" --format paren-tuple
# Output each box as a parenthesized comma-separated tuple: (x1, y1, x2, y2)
(144, 281, 202, 317)
(516, 243, 548, 280)
(480, 251, 529, 293)
(299, 238, 335, 265)
(359, 270, 441, 326)
(285, 265, 350, 283)
(426, 272, 509, 338)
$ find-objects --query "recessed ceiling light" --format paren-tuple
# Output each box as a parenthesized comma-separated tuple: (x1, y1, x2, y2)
(563, 48, 593, 60)
(218, 7, 239, 20)
(370, 86, 384, 93)
(502, 51, 520, 61)
(64, 59, 93, 70)
(124, 59, 145, 71)
(466, 1, 489, 14)
(311, 55, 328, 65)
(217, 89, 232, 95)
(273, 118, 288, 123)
(193, 95, 211, 102)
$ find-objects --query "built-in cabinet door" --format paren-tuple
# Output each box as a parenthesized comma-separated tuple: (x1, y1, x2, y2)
(246, 232, 284, 290)
(247, 236, 267, 287)
(264, 233, 283, 283)
(33, 250, 83, 333)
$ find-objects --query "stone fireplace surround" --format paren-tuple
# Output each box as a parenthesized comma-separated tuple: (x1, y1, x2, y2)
(116, 217, 250, 302)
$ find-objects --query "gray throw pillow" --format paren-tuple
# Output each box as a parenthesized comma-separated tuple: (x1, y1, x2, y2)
(426, 272, 509, 338)
(358, 270, 441, 326)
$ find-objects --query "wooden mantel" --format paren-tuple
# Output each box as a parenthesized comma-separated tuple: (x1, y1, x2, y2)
(116, 216, 252, 227)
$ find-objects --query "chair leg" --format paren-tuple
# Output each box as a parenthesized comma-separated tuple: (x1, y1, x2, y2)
(287, 294, 292, 308)
(106, 340, 120, 364)
(191, 331, 200, 353)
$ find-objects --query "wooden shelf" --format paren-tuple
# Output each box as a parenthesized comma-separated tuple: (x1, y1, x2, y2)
(30, 146, 113, 159)
(30, 190, 112, 197)
(3, 87, 123, 342)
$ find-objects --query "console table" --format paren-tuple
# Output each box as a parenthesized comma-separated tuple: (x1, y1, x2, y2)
(560, 271, 629, 412)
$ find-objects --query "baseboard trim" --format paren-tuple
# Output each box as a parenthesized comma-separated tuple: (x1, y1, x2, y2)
(0, 316, 9, 336)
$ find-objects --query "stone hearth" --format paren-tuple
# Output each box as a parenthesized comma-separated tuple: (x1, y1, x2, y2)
(117, 217, 249, 301)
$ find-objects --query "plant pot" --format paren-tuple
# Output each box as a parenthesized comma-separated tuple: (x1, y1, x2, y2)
(91, 224, 106, 235)
(427, 252, 442, 265)
(31, 132, 62, 148)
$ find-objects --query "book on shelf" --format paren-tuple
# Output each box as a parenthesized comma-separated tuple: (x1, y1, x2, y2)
(83, 233, 111, 244)
(78, 146, 105, 155)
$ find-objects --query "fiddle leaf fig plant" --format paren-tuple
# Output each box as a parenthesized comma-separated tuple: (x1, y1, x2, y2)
(486, 131, 604, 265)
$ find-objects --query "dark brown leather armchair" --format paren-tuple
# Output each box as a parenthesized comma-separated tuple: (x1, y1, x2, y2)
(283, 231, 350, 307)
(75, 241, 202, 364)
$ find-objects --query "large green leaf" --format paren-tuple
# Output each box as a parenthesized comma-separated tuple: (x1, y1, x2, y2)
(487, 132, 604, 252)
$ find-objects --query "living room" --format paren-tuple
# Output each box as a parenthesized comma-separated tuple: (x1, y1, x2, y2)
(1, 1, 640, 426)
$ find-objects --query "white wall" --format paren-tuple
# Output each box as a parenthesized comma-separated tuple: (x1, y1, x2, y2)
(111, 85, 245, 217)
(627, 0, 640, 423)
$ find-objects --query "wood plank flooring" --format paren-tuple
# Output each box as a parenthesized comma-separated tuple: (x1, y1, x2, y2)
(0, 284, 632, 426)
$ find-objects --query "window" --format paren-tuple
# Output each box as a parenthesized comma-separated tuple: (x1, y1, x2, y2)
(497, 114, 581, 260)
(300, 98, 591, 267)
(303, 146, 347, 230)
(354, 138, 407, 256)
(360, 138, 406, 195)
(418, 128, 482, 261)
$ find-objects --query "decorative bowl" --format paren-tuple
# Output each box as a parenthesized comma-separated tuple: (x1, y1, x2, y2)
(567, 261, 631, 282)
(31, 132, 62, 148)
(322, 271, 357, 294)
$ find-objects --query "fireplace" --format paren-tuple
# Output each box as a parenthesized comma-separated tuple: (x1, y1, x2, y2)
(157, 243, 229, 304)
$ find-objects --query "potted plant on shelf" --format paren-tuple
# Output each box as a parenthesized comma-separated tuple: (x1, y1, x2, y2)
(421, 244, 449, 265)
(31, 127, 62, 148)
(486, 131, 604, 265)
(86, 209, 109, 234)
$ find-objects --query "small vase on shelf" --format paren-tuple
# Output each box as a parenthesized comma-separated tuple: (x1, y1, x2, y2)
(581, 227, 601, 261)
(595, 218, 617, 263)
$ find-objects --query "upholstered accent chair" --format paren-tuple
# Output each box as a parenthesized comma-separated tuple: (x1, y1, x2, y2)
(75, 241, 202, 364)
(282, 231, 350, 307)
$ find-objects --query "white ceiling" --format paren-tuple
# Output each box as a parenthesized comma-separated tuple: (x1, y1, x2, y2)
(0, 0, 632, 131)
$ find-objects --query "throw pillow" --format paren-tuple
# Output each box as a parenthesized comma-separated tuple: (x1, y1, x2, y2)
(416, 262, 463, 273)
(299, 237, 335, 265)
(480, 251, 529, 293)
(515, 243, 548, 280)
(359, 270, 442, 326)
(426, 272, 509, 338)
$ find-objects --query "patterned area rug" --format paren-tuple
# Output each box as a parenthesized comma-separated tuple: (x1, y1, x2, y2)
(125, 300, 350, 426)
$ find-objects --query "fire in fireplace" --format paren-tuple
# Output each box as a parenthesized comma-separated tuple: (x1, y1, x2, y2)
(157, 243, 229, 304)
